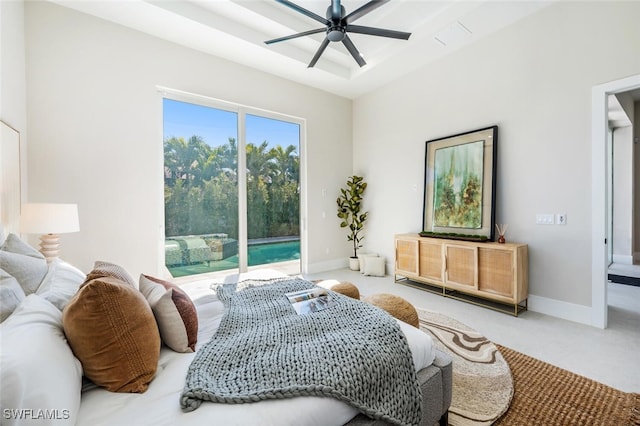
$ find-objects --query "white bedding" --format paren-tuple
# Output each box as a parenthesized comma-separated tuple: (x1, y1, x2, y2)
(77, 271, 434, 426)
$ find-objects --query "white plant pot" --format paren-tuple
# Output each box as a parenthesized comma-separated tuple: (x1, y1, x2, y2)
(348, 257, 360, 271)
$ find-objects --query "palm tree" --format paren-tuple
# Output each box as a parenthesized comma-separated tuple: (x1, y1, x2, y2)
(246, 141, 277, 183)
(269, 144, 300, 235)
(164, 136, 211, 186)
(271, 144, 299, 182)
(204, 138, 238, 181)
(164, 135, 301, 240)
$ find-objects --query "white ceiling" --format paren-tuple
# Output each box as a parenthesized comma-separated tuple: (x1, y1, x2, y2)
(51, 0, 555, 99)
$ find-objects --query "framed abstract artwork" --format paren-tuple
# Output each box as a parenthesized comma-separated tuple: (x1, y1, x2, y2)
(422, 126, 498, 241)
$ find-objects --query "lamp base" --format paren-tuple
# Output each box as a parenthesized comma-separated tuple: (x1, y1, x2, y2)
(39, 233, 60, 263)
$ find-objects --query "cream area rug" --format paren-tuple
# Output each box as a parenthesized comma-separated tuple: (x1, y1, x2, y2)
(417, 309, 513, 426)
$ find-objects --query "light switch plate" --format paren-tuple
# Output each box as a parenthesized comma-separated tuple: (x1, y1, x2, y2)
(536, 214, 555, 225)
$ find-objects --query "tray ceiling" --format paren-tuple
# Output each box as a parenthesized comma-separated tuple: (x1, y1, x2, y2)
(50, 0, 554, 99)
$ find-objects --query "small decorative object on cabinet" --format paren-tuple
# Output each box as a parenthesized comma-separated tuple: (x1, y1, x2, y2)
(394, 234, 528, 316)
(495, 224, 508, 244)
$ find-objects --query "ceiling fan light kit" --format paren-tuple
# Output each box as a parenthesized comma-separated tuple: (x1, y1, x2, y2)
(265, 0, 411, 68)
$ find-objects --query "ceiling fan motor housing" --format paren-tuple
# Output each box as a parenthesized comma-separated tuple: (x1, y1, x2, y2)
(327, 26, 346, 42)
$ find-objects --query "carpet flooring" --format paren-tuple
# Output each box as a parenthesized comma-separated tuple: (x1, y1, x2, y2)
(494, 345, 640, 425)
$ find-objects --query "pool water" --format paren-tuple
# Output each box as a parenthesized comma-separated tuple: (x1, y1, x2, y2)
(168, 240, 300, 277)
(248, 240, 300, 265)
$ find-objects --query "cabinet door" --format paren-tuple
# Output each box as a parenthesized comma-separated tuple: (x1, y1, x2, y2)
(478, 247, 514, 299)
(395, 238, 418, 276)
(444, 244, 477, 288)
(419, 239, 443, 283)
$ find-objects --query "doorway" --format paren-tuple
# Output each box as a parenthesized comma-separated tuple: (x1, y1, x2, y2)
(607, 94, 640, 285)
(592, 74, 640, 328)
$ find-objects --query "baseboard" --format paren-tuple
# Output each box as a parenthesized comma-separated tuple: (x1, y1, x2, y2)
(527, 294, 592, 326)
(305, 258, 348, 275)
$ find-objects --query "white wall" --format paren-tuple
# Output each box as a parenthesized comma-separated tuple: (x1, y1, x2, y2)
(24, 1, 353, 277)
(353, 1, 640, 318)
(0, 0, 28, 208)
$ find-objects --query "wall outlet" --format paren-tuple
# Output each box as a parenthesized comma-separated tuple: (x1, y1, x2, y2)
(536, 213, 555, 225)
(556, 213, 567, 225)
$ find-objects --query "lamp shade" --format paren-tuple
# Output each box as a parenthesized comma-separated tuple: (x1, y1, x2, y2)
(20, 203, 80, 234)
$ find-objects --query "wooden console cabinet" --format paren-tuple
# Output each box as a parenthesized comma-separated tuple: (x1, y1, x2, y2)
(394, 234, 528, 315)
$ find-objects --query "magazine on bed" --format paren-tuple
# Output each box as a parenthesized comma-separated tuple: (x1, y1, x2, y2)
(285, 287, 335, 315)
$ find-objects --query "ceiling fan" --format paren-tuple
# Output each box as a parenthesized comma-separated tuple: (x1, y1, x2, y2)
(265, 0, 411, 68)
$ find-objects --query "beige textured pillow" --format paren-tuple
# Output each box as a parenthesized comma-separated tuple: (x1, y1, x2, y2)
(86, 260, 137, 289)
(62, 275, 160, 393)
(139, 274, 198, 353)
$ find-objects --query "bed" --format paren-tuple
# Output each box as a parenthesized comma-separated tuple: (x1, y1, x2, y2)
(0, 233, 452, 426)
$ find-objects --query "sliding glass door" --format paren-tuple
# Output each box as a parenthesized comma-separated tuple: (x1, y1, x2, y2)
(162, 95, 301, 277)
(245, 114, 301, 269)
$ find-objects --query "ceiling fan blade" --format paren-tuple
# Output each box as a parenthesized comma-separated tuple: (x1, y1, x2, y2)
(308, 37, 330, 68)
(342, 34, 366, 67)
(346, 24, 411, 40)
(275, 0, 329, 26)
(330, 0, 342, 21)
(343, 0, 390, 24)
(265, 28, 326, 45)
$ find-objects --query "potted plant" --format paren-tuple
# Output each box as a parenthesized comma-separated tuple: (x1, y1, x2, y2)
(336, 175, 368, 270)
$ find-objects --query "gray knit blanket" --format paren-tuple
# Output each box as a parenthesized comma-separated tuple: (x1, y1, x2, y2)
(180, 277, 422, 426)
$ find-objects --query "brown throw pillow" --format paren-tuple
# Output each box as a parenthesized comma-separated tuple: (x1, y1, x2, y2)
(62, 275, 160, 393)
(139, 274, 198, 353)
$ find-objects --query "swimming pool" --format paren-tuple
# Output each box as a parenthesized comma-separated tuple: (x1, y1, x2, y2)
(248, 240, 300, 265)
(168, 239, 300, 277)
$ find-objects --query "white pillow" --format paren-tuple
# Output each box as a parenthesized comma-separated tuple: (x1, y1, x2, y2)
(358, 253, 378, 274)
(36, 259, 86, 311)
(363, 256, 386, 277)
(0, 268, 25, 322)
(0, 294, 82, 425)
(0, 233, 48, 295)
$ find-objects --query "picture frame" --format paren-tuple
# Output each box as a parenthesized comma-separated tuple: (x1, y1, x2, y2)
(1, 120, 21, 236)
(422, 125, 498, 241)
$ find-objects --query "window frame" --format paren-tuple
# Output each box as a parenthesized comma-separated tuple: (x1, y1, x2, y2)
(158, 86, 307, 275)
